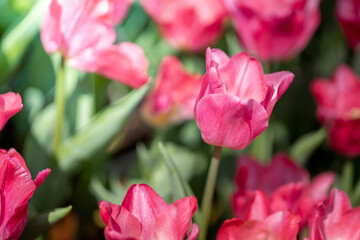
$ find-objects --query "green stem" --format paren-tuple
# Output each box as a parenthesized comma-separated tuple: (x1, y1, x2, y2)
(53, 59, 65, 154)
(199, 146, 222, 240)
(342, 158, 354, 196)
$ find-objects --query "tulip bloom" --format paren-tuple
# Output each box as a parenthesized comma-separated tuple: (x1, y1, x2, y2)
(217, 211, 300, 240)
(311, 65, 360, 156)
(0, 92, 22, 131)
(194, 48, 294, 150)
(41, 0, 149, 88)
(232, 154, 335, 229)
(141, 56, 203, 128)
(0, 148, 50, 240)
(99, 184, 198, 240)
(307, 188, 360, 240)
(336, 0, 360, 50)
(140, 0, 227, 51)
(222, 0, 321, 61)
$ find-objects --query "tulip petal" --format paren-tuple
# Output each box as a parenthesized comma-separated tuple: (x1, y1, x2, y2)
(68, 42, 149, 88)
(219, 52, 267, 102)
(0, 93, 23, 131)
(196, 94, 269, 150)
(121, 184, 168, 239)
(186, 223, 199, 240)
(113, 0, 133, 24)
(153, 196, 197, 240)
(0, 158, 36, 239)
(262, 71, 294, 115)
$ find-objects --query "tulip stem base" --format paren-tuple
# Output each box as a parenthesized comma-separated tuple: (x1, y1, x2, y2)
(54, 58, 65, 154)
(199, 146, 222, 240)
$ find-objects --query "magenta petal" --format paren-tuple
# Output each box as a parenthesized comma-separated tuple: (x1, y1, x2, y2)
(121, 184, 168, 239)
(195, 94, 269, 150)
(206, 47, 230, 71)
(112, 0, 133, 24)
(69, 42, 149, 88)
(0, 92, 23, 131)
(0, 158, 36, 240)
(153, 196, 197, 240)
(99, 201, 142, 240)
(219, 52, 267, 102)
(34, 168, 51, 188)
(262, 71, 294, 115)
(186, 223, 199, 240)
(40, 0, 63, 54)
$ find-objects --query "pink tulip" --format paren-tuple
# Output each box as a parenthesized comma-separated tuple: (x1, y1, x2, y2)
(41, 0, 149, 88)
(194, 48, 294, 150)
(222, 0, 321, 61)
(336, 0, 360, 50)
(140, 0, 227, 51)
(0, 92, 23, 131)
(99, 184, 198, 240)
(232, 154, 335, 229)
(0, 148, 50, 240)
(140, 56, 203, 128)
(307, 188, 360, 240)
(311, 65, 360, 156)
(217, 211, 300, 240)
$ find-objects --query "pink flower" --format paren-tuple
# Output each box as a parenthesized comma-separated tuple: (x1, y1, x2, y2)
(336, 0, 360, 50)
(0, 92, 22, 131)
(0, 148, 50, 240)
(41, 0, 149, 88)
(140, 56, 202, 128)
(194, 48, 294, 150)
(217, 211, 300, 240)
(307, 188, 360, 240)
(232, 154, 335, 229)
(311, 65, 360, 156)
(222, 0, 321, 61)
(99, 184, 198, 240)
(140, 0, 227, 51)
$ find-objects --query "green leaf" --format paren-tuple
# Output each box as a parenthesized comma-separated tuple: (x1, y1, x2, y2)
(57, 83, 150, 171)
(0, 0, 48, 82)
(157, 142, 201, 224)
(19, 206, 72, 240)
(289, 128, 326, 165)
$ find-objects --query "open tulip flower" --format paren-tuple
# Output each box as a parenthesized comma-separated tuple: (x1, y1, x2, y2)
(311, 65, 360, 156)
(336, 0, 360, 50)
(306, 188, 360, 240)
(0, 92, 23, 131)
(194, 48, 294, 150)
(217, 211, 300, 240)
(222, 0, 321, 61)
(140, 0, 227, 51)
(140, 56, 203, 128)
(41, 0, 149, 88)
(99, 184, 199, 240)
(0, 148, 50, 240)
(232, 154, 335, 229)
